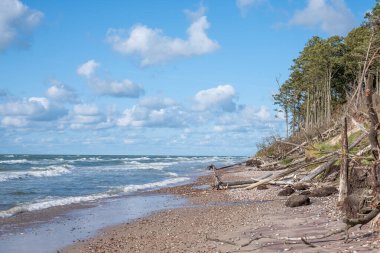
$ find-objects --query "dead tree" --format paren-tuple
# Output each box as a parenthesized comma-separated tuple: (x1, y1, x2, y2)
(338, 117, 349, 204)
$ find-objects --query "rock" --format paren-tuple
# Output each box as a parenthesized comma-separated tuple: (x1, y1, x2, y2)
(278, 186, 295, 196)
(300, 190, 311, 196)
(257, 185, 268, 190)
(246, 158, 263, 168)
(310, 186, 338, 197)
(285, 195, 311, 207)
(293, 183, 309, 191)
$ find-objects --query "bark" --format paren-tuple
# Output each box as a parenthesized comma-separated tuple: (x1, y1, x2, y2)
(365, 74, 380, 195)
(338, 117, 349, 204)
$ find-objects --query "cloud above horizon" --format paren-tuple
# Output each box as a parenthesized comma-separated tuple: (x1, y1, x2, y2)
(77, 60, 144, 98)
(288, 0, 356, 35)
(106, 7, 219, 66)
(46, 81, 77, 103)
(236, 0, 266, 15)
(0, 0, 43, 51)
(194, 85, 237, 112)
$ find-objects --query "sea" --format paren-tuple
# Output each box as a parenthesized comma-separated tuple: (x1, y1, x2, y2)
(0, 154, 243, 219)
(0, 154, 245, 252)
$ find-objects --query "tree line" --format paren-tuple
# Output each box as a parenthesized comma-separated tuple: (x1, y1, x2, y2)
(274, 1, 380, 137)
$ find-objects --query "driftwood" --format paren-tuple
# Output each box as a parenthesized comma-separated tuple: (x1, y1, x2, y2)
(244, 160, 326, 190)
(213, 173, 274, 189)
(301, 132, 367, 182)
(207, 162, 244, 171)
(344, 208, 380, 227)
(338, 117, 349, 204)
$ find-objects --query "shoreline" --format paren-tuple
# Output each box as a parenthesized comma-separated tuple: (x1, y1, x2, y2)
(62, 165, 380, 252)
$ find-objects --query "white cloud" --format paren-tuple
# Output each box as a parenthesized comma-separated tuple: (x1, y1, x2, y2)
(1, 116, 27, 127)
(0, 0, 43, 51)
(236, 0, 266, 15)
(77, 60, 144, 98)
(193, 84, 237, 112)
(117, 97, 187, 128)
(91, 78, 144, 98)
(46, 82, 77, 103)
(0, 97, 67, 128)
(77, 60, 99, 78)
(288, 0, 355, 35)
(106, 7, 219, 66)
(69, 104, 114, 129)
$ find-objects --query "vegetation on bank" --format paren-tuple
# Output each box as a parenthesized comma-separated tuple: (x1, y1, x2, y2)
(273, 0, 380, 136)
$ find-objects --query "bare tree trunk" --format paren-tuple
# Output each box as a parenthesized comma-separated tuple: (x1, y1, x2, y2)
(338, 117, 349, 204)
(306, 90, 310, 130)
(365, 74, 380, 196)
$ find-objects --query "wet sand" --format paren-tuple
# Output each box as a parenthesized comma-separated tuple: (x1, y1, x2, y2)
(0, 194, 186, 253)
(62, 166, 380, 252)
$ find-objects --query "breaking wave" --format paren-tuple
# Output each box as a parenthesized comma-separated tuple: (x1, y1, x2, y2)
(0, 165, 73, 182)
(0, 176, 190, 218)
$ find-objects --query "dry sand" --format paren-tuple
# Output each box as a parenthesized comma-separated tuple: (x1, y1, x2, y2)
(62, 166, 380, 253)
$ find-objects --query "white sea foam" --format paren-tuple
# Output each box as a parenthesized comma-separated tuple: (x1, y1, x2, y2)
(0, 193, 110, 218)
(0, 159, 29, 164)
(121, 177, 190, 193)
(123, 161, 176, 170)
(0, 165, 72, 182)
(166, 172, 179, 177)
(0, 176, 190, 218)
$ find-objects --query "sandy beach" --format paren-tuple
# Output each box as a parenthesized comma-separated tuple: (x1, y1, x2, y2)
(61, 166, 380, 253)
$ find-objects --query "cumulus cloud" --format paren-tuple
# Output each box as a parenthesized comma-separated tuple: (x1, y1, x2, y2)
(46, 81, 77, 103)
(77, 60, 144, 98)
(193, 84, 237, 112)
(106, 7, 219, 66)
(69, 103, 114, 129)
(117, 97, 186, 128)
(77, 60, 99, 78)
(288, 0, 355, 35)
(0, 97, 67, 127)
(0, 0, 43, 51)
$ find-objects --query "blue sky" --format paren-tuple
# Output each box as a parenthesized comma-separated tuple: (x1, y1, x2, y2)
(0, 0, 374, 155)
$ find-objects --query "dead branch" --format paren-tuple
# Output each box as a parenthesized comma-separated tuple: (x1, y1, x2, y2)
(283, 141, 307, 158)
(208, 162, 244, 171)
(301, 237, 317, 248)
(301, 132, 367, 182)
(245, 159, 327, 190)
(343, 208, 380, 227)
(206, 235, 261, 248)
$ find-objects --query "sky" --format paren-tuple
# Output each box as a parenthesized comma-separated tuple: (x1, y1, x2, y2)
(0, 0, 375, 156)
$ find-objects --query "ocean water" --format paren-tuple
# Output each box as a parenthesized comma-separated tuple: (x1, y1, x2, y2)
(0, 154, 243, 218)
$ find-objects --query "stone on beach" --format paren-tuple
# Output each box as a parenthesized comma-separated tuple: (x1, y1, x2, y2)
(293, 183, 309, 191)
(257, 184, 268, 190)
(310, 186, 338, 197)
(285, 195, 311, 207)
(277, 186, 295, 196)
(245, 158, 262, 167)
